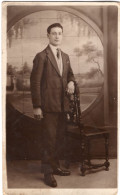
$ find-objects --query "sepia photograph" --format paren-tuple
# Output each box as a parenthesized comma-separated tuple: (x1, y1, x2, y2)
(2, 2, 118, 195)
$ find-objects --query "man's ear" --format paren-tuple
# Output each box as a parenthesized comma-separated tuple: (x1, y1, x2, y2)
(47, 33, 49, 39)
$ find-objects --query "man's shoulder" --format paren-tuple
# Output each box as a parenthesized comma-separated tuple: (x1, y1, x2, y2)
(35, 48, 47, 60)
(61, 50, 69, 59)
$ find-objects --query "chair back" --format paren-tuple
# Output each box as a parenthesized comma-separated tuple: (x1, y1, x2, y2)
(66, 82, 84, 134)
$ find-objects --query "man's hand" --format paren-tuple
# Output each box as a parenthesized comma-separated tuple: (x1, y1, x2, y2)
(33, 108, 43, 120)
(67, 81, 75, 94)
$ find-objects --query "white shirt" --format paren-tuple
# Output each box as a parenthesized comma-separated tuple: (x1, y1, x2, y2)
(49, 44, 63, 76)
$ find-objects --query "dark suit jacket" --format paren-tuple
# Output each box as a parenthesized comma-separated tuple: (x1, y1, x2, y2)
(30, 45, 75, 112)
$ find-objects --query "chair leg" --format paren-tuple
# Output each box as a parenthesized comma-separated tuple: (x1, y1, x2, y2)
(80, 138, 86, 176)
(87, 139, 91, 166)
(104, 135, 110, 171)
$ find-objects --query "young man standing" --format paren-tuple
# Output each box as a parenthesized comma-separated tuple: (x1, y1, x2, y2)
(30, 23, 75, 187)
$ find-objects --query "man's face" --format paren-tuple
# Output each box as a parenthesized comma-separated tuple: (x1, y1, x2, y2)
(47, 27, 63, 46)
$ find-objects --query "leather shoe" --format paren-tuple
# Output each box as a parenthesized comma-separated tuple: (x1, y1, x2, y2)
(44, 173, 57, 187)
(53, 168, 71, 176)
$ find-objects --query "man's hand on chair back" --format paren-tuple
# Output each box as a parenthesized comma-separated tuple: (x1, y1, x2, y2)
(33, 108, 43, 120)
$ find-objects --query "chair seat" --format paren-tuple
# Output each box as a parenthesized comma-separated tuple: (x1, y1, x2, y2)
(66, 124, 110, 138)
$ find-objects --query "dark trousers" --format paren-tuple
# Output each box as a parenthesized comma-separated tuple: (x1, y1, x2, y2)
(41, 112, 67, 174)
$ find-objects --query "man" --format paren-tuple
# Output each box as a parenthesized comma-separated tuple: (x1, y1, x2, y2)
(30, 23, 75, 187)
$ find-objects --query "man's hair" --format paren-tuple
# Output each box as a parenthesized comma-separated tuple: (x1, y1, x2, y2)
(47, 23, 63, 34)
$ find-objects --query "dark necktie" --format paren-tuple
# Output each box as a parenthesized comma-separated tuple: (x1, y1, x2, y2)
(56, 48, 62, 75)
(56, 48, 61, 59)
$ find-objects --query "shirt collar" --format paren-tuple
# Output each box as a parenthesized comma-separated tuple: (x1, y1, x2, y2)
(49, 44, 60, 53)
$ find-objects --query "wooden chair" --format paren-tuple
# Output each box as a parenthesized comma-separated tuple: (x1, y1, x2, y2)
(65, 82, 110, 176)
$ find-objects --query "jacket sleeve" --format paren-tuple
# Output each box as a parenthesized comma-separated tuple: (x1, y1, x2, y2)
(30, 53, 45, 108)
(67, 56, 75, 83)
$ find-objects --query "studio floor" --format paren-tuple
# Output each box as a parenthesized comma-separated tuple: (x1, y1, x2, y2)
(7, 159, 117, 189)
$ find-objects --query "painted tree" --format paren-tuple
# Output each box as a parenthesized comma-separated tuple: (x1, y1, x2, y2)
(7, 18, 30, 47)
(22, 62, 31, 74)
(17, 62, 31, 75)
(74, 41, 104, 77)
(7, 63, 17, 76)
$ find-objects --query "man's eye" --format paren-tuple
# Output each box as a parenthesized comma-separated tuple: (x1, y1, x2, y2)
(52, 33, 56, 35)
(51, 32, 62, 35)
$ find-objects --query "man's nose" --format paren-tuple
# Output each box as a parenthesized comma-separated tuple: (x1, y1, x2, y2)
(56, 34, 59, 39)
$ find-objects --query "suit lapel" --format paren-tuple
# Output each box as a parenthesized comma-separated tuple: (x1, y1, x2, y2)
(45, 45, 61, 76)
(61, 51, 67, 77)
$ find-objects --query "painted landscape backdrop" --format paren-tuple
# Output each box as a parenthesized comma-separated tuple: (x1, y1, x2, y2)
(7, 10, 104, 118)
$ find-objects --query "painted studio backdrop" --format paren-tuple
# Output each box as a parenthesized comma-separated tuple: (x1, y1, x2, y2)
(7, 10, 104, 118)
